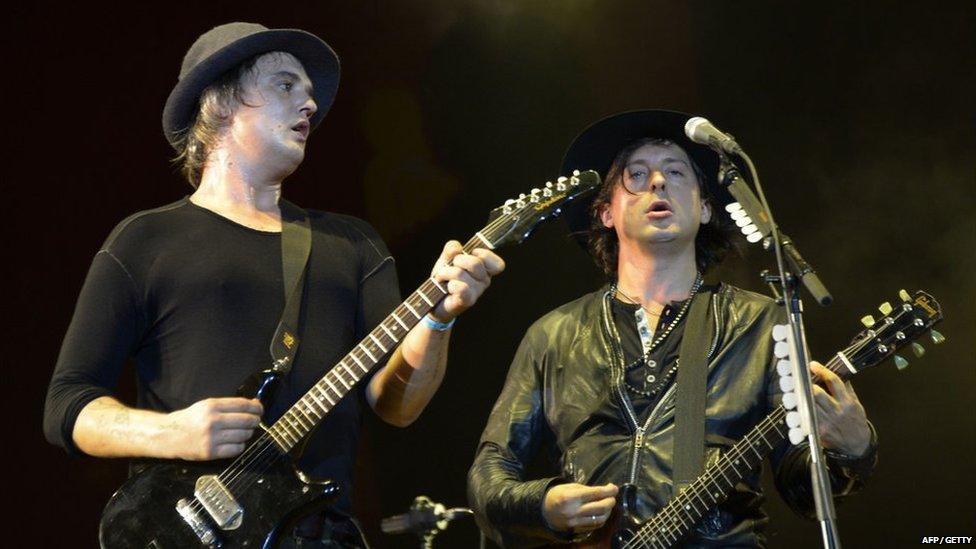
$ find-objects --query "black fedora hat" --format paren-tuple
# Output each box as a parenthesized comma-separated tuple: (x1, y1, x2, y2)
(560, 109, 732, 247)
(162, 22, 340, 150)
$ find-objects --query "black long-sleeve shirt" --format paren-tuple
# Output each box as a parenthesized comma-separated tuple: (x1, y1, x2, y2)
(44, 198, 401, 512)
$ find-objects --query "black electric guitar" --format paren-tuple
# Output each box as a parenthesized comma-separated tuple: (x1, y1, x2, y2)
(98, 171, 601, 549)
(573, 289, 944, 549)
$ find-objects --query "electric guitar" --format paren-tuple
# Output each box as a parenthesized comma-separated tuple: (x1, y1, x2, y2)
(574, 289, 944, 549)
(98, 171, 601, 549)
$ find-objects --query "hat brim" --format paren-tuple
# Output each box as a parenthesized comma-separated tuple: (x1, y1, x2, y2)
(559, 109, 733, 248)
(162, 28, 340, 149)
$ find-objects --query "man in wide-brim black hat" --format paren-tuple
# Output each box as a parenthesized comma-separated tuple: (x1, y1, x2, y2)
(469, 109, 877, 547)
(44, 22, 504, 547)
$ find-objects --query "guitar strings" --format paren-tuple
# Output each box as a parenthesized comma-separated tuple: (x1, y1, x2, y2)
(623, 320, 895, 549)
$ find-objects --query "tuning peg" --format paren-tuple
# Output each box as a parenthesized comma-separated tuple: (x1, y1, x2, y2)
(860, 315, 876, 328)
(557, 176, 567, 183)
(911, 342, 925, 357)
(893, 355, 909, 370)
(772, 324, 789, 341)
(741, 224, 758, 236)
(725, 202, 742, 213)
(930, 329, 946, 345)
(730, 209, 748, 221)
(572, 170, 580, 176)
(899, 289, 911, 302)
(746, 232, 763, 243)
(735, 217, 752, 228)
(543, 187, 553, 197)
(878, 302, 893, 315)
(545, 181, 553, 188)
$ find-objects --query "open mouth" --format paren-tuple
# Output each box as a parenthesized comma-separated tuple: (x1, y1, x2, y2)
(646, 200, 673, 217)
(291, 121, 310, 139)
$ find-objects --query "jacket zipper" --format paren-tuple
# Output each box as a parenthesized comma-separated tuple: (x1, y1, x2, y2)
(604, 288, 724, 484)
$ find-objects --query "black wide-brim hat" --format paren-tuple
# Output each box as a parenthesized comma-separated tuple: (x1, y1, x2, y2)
(162, 22, 340, 150)
(560, 109, 733, 247)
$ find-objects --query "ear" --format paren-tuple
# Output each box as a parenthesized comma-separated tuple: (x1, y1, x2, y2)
(700, 200, 712, 225)
(600, 202, 614, 229)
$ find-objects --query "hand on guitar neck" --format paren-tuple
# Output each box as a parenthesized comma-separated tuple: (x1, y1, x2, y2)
(810, 362, 872, 458)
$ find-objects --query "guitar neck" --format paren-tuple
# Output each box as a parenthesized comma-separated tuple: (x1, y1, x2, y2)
(629, 353, 851, 548)
(265, 234, 487, 453)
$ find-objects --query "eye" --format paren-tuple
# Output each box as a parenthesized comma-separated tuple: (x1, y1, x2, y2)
(628, 169, 647, 179)
(279, 81, 294, 92)
(666, 168, 685, 177)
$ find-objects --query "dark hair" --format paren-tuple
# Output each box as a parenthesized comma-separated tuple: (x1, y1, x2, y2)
(170, 52, 286, 187)
(587, 137, 735, 277)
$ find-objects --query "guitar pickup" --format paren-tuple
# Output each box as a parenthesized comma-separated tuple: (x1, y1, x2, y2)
(194, 475, 244, 530)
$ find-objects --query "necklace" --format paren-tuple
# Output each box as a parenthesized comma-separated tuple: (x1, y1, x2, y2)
(611, 273, 703, 398)
(614, 288, 665, 316)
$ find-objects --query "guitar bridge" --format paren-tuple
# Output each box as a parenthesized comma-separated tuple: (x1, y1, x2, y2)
(175, 498, 218, 546)
(194, 475, 244, 530)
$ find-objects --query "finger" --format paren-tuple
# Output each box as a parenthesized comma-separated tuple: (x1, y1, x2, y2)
(577, 483, 619, 502)
(577, 496, 616, 516)
(216, 412, 263, 429)
(214, 428, 255, 444)
(438, 241, 464, 266)
(451, 254, 489, 282)
(812, 386, 840, 415)
(567, 512, 609, 531)
(213, 443, 246, 459)
(471, 248, 506, 276)
(811, 363, 849, 401)
(210, 397, 264, 415)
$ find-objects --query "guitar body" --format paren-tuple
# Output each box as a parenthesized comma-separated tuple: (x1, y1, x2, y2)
(551, 484, 639, 549)
(99, 450, 340, 548)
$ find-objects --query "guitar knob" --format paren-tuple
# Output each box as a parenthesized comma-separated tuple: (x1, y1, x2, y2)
(911, 342, 925, 357)
(899, 289, 911, 302)
(929, 329, 946, 345)
(893, 355, 909, 370)
(878, 302, 893, 315)
(860, 315, 876, 328)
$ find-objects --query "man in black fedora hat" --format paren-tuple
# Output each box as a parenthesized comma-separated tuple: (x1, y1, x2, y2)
(467, 110, 876, 547)
(44, 22, 503, 546)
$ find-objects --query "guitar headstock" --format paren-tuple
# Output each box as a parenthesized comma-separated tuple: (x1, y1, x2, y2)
(843, 289, 944, 375)
(772, 289, 944, 445)
(483, 170, 601, 248)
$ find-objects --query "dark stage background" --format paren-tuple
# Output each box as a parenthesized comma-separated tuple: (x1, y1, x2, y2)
(8, 2, 975, 547)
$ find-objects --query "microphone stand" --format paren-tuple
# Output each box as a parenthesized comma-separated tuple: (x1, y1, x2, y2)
(717, 152, 841, 549)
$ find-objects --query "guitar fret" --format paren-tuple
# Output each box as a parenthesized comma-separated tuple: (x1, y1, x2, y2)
(350, 353, 365, 370)
(267, 430, 288, 451)
(429, 277, 447, 294)
(304, 393, 326, 415)
(333, 372, 351, 389)
(381, 324, 396, 340)
(298, 400, 320, 420)
(392, 313, 409, 331)
(417, 290, 435, 306)
(312, 385, 335, 407)
(369, 333, 388, 353)
(324, 377, 341, 398)
(359, 344, 377, 362)
(747, 439, 764, 460)
(403, 302, 420, 319)
(343, 361, 361, 379)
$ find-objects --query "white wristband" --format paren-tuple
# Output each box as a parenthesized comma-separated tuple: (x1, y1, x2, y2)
(422, 314, 456, 331)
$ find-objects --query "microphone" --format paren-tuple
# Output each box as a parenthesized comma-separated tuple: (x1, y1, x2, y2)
(684, 116, 742, 155)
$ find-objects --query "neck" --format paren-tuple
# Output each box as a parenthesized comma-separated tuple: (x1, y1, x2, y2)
(615, 241, 699, 307)
(192, 147, 284, 218)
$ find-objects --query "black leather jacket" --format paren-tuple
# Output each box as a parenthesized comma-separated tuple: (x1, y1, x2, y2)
(468, 284, 877, 547)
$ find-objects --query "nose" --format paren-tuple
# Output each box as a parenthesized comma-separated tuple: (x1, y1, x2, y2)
(649, 171, 666, 192)
(301, 94, 318, 120)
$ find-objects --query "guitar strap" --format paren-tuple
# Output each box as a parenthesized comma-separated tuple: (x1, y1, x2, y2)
(672, 286, 715, 492)
(269, 199, 312, 375)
